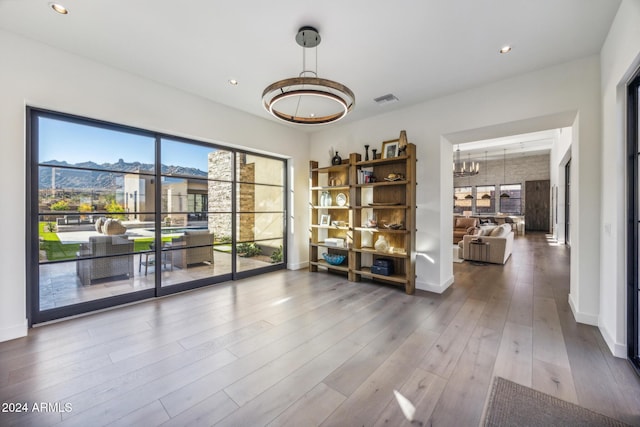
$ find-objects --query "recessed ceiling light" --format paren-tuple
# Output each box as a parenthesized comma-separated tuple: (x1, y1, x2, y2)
(499, 45, 512, 54)
(50, 3, 69, 14)
(228, 79, 238, 86)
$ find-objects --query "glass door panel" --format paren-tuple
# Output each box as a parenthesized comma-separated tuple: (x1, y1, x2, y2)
(160, 139, 234, 287)
(35, 114, 156, 316)
(236, 213, 284, 272)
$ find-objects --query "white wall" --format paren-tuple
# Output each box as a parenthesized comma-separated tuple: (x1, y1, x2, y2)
(599, 0, 640, 357)
(549, 127, 572, 243)
(0, 30, 310, 343)
(309, 56, 602, 320)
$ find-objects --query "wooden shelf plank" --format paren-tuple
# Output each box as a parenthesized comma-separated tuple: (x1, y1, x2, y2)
(354, 205, 409, 210)
(354, 180, 410, 188)
(311, 243, 349, 250)
(353, 227, 409, 234)
(355, 267, 408, 284)
(311, 164, 350, 173)
(310, 260, 349, 272)
(311, 206, 351, 210)
(352, 248, 408, 259)
(310, 186, 350, 191)
(356, 155, 409, 167)
(310, 225, 351, 230)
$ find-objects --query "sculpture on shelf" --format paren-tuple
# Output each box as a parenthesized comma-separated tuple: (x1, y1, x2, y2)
(372, 149, 378, 159)
(398, 130, 408, 154)
(374, 235, 390, 253)
(364, 145, 370, 161)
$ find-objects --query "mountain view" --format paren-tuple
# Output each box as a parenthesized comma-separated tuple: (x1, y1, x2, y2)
(39, 159, 208, 189)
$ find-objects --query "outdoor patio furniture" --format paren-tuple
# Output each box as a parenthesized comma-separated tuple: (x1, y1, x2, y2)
(76, 235, 134, 285)
(172, 230, 214, 268)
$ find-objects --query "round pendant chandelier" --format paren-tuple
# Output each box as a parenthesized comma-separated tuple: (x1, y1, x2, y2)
(262, 26, 355, 125)
(453, 145, 479, 177)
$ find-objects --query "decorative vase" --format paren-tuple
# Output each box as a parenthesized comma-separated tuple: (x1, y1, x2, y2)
(332, 151, 342, 165)
(364, 145, 370, 161)
(319, 191, 326, 207)
(374, 235, 389, 253)
(324, 192, 332, 206)
(371, 149, 378, 159)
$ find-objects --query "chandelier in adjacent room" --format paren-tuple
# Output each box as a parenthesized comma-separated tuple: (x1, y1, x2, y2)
(262, 26, 355, 125)
(453, 145, 479, 177)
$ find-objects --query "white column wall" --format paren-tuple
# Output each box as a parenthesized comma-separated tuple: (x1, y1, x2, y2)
(0, 30, 310, 342)
(309, 56, 602, 318)
(599, 0, 640, 357)
(550, 127, 572, 244)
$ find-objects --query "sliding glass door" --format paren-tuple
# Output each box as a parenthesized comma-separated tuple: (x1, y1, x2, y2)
(28, 109, 286, 324)
(235, 153, 286, 276)
(158, 138, 233, 291)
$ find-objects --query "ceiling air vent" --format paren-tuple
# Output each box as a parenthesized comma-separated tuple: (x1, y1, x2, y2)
(374, 93, 399, 105)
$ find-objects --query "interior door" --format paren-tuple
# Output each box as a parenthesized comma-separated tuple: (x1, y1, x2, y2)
(525, 179, 550, 231)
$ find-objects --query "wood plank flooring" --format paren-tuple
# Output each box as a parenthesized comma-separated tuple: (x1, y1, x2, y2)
(1, 233, 639, 426)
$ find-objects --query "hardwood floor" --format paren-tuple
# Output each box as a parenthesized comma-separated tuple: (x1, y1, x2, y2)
(1, 233, 639, 426)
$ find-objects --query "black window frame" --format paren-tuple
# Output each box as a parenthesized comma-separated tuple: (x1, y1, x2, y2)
(26, 107, 288, 325)
(627, 66, 640, 374)
(499, 183, 522, 215)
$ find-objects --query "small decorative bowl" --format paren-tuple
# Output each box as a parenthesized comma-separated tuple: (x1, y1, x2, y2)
(323, 253, 346, 265)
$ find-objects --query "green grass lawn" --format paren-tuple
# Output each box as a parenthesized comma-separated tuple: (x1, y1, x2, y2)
(39, 222, 172, 261)
(39, 222, 79, 261)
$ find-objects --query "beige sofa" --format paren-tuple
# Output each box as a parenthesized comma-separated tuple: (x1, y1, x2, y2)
(458, 224, 514, 264)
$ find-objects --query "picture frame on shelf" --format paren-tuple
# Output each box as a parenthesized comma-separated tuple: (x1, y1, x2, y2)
(319, 214, 331, 226)
(382, 139, 399, 158)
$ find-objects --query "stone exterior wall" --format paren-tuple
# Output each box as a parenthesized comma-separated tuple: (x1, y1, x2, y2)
(207, 151, 256, 242)
(238, 156, 255, 242)
(208, 151, 233, 239)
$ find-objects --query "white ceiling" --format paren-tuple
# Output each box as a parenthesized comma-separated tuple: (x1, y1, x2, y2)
(0, 0, 621, 131)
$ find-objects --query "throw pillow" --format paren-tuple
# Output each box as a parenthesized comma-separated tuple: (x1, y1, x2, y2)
(479, 225, 496, 236)
(94, 217, 105, 233)
(471, 227, 482, 236)
(490, 223, 510, 237)
(103, 219, 127, 235)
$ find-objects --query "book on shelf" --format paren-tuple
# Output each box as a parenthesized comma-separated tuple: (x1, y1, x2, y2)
(358, 167, 374, 184)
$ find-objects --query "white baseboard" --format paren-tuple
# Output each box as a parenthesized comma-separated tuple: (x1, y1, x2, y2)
(288, 261, 309, 270)
(416, 275, 454, 294)
(598, 321, 627, 358)
(568, 293, 598, 326)
(0, 319, 28, 343)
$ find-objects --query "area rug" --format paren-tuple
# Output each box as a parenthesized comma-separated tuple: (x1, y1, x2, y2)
(481, 377, 631, 427)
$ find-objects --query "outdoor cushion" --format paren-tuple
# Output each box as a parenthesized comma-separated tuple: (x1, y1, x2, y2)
(95, 217, 106, 233)
(103, 219, 126, 235)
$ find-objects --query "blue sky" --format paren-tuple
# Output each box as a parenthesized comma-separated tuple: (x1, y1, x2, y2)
(38, 117, 217, 170)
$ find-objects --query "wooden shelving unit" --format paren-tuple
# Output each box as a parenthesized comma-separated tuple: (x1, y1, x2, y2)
(309, 142, 416, 294)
